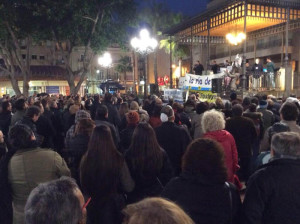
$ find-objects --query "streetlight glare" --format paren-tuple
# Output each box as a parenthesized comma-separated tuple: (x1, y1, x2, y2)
(98, 52, 112, 67)
(140, 29, 150, 39)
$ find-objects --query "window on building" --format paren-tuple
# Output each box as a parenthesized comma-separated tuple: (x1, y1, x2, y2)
(40, 56, 45, 60)
(32, 55, 37, 60)
(22, 54, 26, 59)
(80, 55, 85, 61)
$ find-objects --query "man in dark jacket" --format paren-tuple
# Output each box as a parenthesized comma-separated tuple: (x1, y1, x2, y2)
(225, 104, 257, 182)
(0, 101, 12, 138)
(155, 105, 192, 175)
(243, 132, 300, 224)
(102, 93, 121, 128)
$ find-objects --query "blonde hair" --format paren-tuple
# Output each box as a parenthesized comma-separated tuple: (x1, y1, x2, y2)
(202, 110, 225, 133)
(123, 197, 194, 224)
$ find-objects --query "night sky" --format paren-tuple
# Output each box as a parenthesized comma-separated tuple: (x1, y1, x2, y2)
(138, 0, 208, 17)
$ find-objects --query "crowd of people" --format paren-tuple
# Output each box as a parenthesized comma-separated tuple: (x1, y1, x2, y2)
(0, 90, 300, 224)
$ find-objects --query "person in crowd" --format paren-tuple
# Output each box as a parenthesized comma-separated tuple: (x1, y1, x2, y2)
(193, 60, 204, 75)
(255, 122, 290, 169)
(211, 60, 219, 74)
(0, 130, 7, 160)
(225, 104, 257, 182)
(24, 177, 86, 224)
(243, 132, 300, 224)
(257, 100, 274, 130)
(155, 105, 192, 176)
(0, 101, 12, 138)
(260, 101, 300, 152)
(122, 197, 194, 224)
(172, 102, 191, 129)
(202, 110, 239, 184)
(16, 106, 42, 146)
(162, 138, 241, 224)
(242, 97, 251, 111)
(80, 125, 134, 224)
(65, 110, 91, 149)
(251, 58, 263, 90)
(10, 99, 28, 127)
(41, 98, 53, 121)
(68, 119, 95, 185)
(49, 100, 64, 153)
(184, 99, 196, 122)
(7, 124, 70, 224)
(222, 101, 233, 118)
(64, 104, 80, 134)
(149, 104, 162, 128)
(215, 97, 225, 110)
(33, 102, 56, 149)
(90, 95, 101, 120)
(94, 105, 119, 148)
(120, 111, 139, 152)
(102, 93, 121, 128)
(130, 101, 149, 123)
(125, 123, 173, 203)
(190, 102, 209, 139)
(266, 57, 276, 90)
(119, 102, 129, 131)
(27, 96, 34, 107)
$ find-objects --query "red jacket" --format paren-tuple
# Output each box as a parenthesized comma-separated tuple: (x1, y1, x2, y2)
(204, 130, 239, 183)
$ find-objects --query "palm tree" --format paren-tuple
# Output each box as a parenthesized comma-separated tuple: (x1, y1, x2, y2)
(115, 56, 133, 91)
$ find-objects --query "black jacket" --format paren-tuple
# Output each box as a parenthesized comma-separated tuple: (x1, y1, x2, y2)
(102, 102, 121, 128)
(162, 172, 241, 224)
(242, 158, 300, 224)
(120, 125, 136, 152)
(36, 114, 56, 149)
(0, 111, 12, 137)
(155, 122, 192, 175)
(95, 119, 120, 149)
(226, 116, 257, 158)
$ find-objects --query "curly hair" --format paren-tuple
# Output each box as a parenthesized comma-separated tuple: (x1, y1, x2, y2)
(202, 110, 225, 133)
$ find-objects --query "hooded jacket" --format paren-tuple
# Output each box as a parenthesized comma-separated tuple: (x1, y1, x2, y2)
(204, 130, 239, 183)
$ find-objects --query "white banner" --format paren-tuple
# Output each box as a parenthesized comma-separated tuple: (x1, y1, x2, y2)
(163, 89, 184, 103)
(182, 73, 225, 91)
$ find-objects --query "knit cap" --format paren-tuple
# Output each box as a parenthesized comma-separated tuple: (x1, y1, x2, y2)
(75, 110, 91, 123)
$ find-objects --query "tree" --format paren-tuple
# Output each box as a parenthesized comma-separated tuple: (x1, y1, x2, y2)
(139, 0, 183, 91)
(31, 0, 137, 95)
(0, 1, 39, 96)
(115, 55, 133, 90)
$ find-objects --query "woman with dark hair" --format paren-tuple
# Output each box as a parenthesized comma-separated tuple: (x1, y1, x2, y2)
(80, 125, 134, 224)
(5, 124, 70, 224)
(190, 102, 209, 139)
(0, 101, 12, 137)
(125, 123, 173, 203)
(149, 105, 162, 128)
(162, 138, 241, 224)
(68, 118, 95, 185)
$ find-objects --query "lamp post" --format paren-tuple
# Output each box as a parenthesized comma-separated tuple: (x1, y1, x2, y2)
(98, 52, 112, 81)
(131, 29, 158, 99)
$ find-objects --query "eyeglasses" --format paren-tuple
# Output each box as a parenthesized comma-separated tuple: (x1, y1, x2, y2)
(82, 197, 91, 210)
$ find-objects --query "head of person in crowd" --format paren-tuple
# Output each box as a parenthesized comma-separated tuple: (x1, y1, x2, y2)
(250, 97, 259, 106)
(160, 105, 175, 123)
(33, 101, 44, 114)
(152, 104, 163, 118)
(271, 132, 300, 158)
(184, 99, 196, 110)
(155, 98, 163, 107)
(122, 197, 194, 224)
(196, 102, 209, 115)
(2, 100, 12, 113)
(25, 106, 41, 122)
(268, 122, 290, 144)
(126, 111, 140, 127)
(242, 97, 251, 111)
(189, 94, 196, 102)
(104, 92, 113, 103)
(202, 110, 225, 133)
(27, 96, 34, 107)
(172, 102, 184, 113)
(215, 97, 224, 110)
(259, 100, 268, 109)
(75, 110, 91, 124)
(182, 138, 227, 183)
(49, 100, 58, 109)
(69, 104, 80, 115)
(15, 98, 28, 111)
(80, 125, 122, 199)
(230, 92, 237, 102)
(9, 124, 36, 149)
(74, 118, 95, 137)
(119, 102, 129, 117)
(232, 104, 243, 117)
(249, 103, 257, 113)
(130, 101, 140, 111)
(95, 105, 108, 120)
(25, 177, 86, 224)
(280, 102, 299, 121)
(41, 98, 50, 111)
(224, 101, 232, 111)
(127, 122, 163, 176)
(209, 102, 217, 110)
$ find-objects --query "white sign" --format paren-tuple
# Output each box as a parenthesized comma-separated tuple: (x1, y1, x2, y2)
(163, 89, 184, 103)
(182, 73, 225, 91)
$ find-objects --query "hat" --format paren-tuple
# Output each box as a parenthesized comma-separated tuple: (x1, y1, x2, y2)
(126, 111, 140, 125)
(75, 110, 91, 123)
(259, 100, 268, 109)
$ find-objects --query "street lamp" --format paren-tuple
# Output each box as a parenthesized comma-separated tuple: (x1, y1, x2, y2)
(131, 28, 158, 98)
(98, 52, 112, 81)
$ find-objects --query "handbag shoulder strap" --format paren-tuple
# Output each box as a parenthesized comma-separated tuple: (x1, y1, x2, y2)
(225, 182, 233, 224)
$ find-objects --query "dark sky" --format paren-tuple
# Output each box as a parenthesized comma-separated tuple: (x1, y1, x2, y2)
(138, 0, 208, 17)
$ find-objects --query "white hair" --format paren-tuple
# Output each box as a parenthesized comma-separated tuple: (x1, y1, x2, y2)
(202, 110, 225, 133)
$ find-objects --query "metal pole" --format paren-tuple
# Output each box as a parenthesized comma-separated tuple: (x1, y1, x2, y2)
(285, 8, 291, 97)
(169, 38, 173, 88)
(242, 0, 247, 93)
(190, 27, 193, 73)
(207, 17, 211, 75)
(281, 32, 284, 66)
(144, 54, 147, 99)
